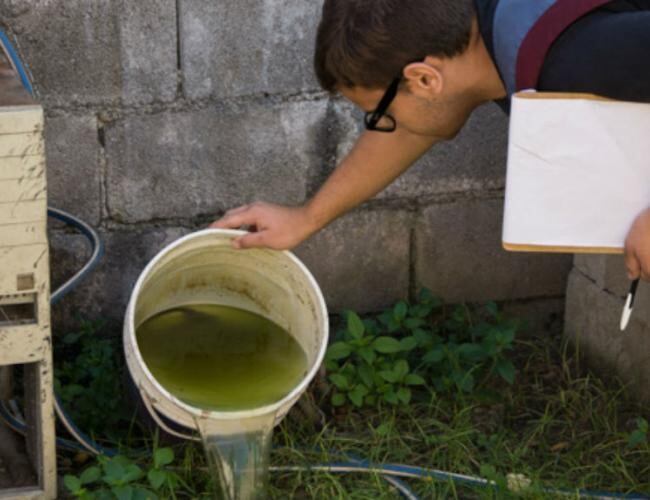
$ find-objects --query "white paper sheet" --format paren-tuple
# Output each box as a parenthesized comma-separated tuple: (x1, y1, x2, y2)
(502, 93, 650, 252)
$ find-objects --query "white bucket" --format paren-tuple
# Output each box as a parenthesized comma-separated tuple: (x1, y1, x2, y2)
(123, 229, 329, 437)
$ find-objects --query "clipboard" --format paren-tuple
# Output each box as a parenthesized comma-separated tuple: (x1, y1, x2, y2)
(502, 91, 650, 254)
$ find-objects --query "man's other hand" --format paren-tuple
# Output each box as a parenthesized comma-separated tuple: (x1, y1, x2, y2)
(209, 202, 317, 251)
(624, 207, 650, 282)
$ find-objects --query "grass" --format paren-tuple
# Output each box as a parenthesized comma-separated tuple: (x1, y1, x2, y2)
(55, 311, 650, 499)
(264, 325, 650, 499)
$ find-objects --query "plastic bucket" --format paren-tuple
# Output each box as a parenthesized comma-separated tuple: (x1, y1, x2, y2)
(123, 229, 329, 436)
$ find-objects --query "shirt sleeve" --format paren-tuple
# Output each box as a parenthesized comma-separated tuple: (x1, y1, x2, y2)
(538, 4, 650, 103)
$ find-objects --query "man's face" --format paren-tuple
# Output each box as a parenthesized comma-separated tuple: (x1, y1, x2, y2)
(340, 83, 473, 139)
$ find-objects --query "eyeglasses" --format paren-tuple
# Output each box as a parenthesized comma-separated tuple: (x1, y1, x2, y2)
(364, 76, 401, 133)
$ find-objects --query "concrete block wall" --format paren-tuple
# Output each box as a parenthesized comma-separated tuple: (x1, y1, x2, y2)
(1, 1, 572, 334)
(566, 255, 650, 403)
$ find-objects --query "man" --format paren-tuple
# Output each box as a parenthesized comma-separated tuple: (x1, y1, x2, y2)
(212, 0, 650, 282)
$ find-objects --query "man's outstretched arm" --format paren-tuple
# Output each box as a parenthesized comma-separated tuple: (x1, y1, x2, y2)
(210, 128, 439, 250)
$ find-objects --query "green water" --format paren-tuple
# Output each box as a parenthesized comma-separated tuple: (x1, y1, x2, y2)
(136, 304, 308, 412)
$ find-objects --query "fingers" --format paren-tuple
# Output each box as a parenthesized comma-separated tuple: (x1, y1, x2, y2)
(624, 207, 650, 282)
(637, 239, 650, 282)
(624, 248, 641, 280)
(641, 259, 650, 282)
(210, 205, 258, 230)
(624, 247, 650, 281)
(208, 203, 281, 250)
(233, 231, 270, 250)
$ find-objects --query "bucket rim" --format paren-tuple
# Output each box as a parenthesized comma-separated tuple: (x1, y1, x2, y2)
(124, 228, 329, 422)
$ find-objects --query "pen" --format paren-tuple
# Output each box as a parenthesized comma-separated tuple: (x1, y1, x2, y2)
(620, 278, 640, 332)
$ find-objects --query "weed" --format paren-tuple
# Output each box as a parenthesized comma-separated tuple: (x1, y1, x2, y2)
(63, 448, 186, 500)
(326, 308, 425, 408)
(325, 289, 518, 409)
(53, 318, 132, 439)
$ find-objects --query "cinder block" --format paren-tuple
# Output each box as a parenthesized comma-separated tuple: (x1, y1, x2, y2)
(332, 101, 508, 199)
(44, 114, 101, 225)
(2, 0, 177, 106)
(415, 198, 573, 303)
(118, 0, 178, 104)
(294, 208, 412, 314)
(105, 100, 327, 223)
(178, 0, 320, 99)
(573, 254, 630, 297)
(49, 227, 192, 331)
(565, 268, 650, 403)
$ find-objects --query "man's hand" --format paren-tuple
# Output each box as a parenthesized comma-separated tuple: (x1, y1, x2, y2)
(209, 202, 318, 250)
(624, 207, 650, 281)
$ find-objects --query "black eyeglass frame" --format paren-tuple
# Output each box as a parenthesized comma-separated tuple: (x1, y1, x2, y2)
(364, 76, 401, 133)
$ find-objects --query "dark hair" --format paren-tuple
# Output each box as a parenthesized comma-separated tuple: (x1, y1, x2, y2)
(314, 0, 475, 92)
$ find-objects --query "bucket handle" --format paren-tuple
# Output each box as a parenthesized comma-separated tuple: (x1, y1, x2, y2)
(141, 391, 202, 442)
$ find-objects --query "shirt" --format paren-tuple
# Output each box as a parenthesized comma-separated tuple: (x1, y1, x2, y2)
(474, 0, 650, 112)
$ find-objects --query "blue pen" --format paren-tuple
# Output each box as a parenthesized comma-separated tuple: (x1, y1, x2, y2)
(620, 278, 640, 331)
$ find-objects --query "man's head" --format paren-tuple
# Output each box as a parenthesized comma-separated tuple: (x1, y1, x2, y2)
(314, 0, 490, 138)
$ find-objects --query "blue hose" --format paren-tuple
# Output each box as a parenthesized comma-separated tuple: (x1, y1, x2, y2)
(0, 26, 648, 500)
(0, 30, 33, 95)
(47, 207, 105, 306)
(0, 400, 82, 454)
(272, 463, 649, 499)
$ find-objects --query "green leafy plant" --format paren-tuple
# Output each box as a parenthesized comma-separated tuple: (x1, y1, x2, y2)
(325, 289, 518, 409)
(326, 309, 424, 408)
(419, 299, 517, 394)
(64, 448, 182, 500)
(54, 318, 130, 437)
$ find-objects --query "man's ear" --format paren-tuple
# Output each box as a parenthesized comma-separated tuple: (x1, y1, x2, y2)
(403, 57, 444, 97)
